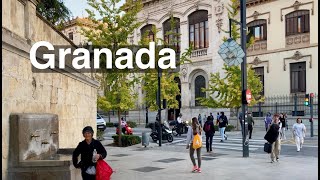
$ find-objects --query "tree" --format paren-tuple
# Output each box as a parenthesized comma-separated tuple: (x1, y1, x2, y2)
(36, 0, 72, 28)
(83, 0, 143, 146)
(198, 0, 263, 130)
(139, 16, 192, 113)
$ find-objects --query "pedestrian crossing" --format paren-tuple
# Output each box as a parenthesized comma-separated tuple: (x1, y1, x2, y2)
(169, 136, 266, 152)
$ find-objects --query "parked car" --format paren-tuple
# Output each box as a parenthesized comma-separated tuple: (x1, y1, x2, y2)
(97, 113, 106, 131)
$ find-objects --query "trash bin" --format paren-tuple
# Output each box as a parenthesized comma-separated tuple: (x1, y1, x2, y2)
(142, 132, 150, 147)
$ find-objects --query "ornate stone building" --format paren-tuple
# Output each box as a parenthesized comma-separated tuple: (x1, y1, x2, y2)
(128, 0, 318, 123)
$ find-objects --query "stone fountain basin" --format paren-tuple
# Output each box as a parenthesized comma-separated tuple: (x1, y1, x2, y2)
(18, 154, 72, 167)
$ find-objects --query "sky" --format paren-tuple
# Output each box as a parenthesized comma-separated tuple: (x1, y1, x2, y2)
(64, 0, 126, 19)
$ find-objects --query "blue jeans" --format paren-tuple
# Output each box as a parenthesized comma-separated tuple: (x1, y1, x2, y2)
(219, 127, 226, 140)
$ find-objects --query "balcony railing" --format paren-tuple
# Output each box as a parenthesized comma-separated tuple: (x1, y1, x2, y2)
(286, 33, 310, 48)
(190, 48, 208, 58)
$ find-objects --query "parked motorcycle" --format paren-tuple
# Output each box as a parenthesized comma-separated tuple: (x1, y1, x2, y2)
(150, 121, 173, 142)
(116, 124, 133, 135)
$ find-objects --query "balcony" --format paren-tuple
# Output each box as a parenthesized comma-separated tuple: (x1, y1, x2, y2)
(247, 40, 267, 55)
(286, 33, 310, 48)
(190, 48, 208, 58)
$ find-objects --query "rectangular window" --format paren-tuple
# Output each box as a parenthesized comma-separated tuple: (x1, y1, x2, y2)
(68, 32, 73, 40)
(189, 25, 194, 48)
(199, 22, 204, 48)
(298, 17, 301, 33)
(205, 21, 209, 48)
(254, 26, 260, 40)
(290, 62, 306, 93)
(254, 67, 264, 95)
(194, 23, 199, 49)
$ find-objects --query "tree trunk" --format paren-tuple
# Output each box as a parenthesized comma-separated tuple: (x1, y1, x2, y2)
(117, 110, 122, 146)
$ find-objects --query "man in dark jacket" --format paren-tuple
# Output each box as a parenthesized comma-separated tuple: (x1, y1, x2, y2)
(73, 126, 107, 180)
(204, 116, 215, 152)
(218, 112, 228, 142)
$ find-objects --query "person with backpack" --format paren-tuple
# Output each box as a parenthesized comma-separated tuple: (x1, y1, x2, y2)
(264, 114, 282, 163)
(73, 126, 107, 180)
(186, 117, 202, 173)
(217, 112, 228, 142)
(204, 116, 215, 152)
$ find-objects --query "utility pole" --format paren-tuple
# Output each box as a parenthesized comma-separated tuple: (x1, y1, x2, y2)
(240, 0, 249, 157)
(157, 66, 162, 146)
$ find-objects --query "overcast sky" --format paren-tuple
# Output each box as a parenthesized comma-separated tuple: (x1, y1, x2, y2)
(64, 0, 126, 18)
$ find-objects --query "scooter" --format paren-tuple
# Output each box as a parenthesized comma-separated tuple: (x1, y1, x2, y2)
(116, 124, 133, 135)
(150, 122, 173, 142)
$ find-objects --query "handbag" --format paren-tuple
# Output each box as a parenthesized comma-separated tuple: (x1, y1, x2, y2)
(96, 159, 113, 180)
(192, 134, 202, 149)
(85, 166, 96, 175)
(264, 142, 272, 153)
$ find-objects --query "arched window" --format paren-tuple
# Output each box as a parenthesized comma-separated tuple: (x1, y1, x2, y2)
(194, 75, 206, 106)
(188, 10, 209, 50)
(247, 19, 267, 41)
(163, 17, 180, 52)
(285, 10, 310, 36)
(141, 24, 155, 41)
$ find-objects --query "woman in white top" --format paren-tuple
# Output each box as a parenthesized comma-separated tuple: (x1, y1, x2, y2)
(292, 118, 306, 152)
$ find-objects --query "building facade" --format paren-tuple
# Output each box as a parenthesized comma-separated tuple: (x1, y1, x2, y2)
(128, 0, 318, 123)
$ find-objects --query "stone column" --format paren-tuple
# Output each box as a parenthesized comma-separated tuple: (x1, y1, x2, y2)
(24, 0, 39, 45)
(179, 20, 189, 53)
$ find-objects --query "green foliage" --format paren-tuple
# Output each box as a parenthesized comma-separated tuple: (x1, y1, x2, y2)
(36, 0, 72, 26)
(198, 64, 264, 109)
(139, 15, 192, 111)
(83, 0, 143, 147)
(126, 121, 137, 128)
(105, 122, 114, 127)
(112, 135, 141, 147)
(96, 129, 104, 141)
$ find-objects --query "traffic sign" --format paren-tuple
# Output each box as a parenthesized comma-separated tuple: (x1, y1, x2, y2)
(246, 89, 252, 104)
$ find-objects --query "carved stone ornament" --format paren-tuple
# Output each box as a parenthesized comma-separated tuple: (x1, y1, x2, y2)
(252, 57, 262, 65)
(252, 11, 260, 20)
(215, 3, 224, 16)
(181, 67, 188, 82)
(195, 0, 200, 10)
(216, 18, 223, 33)
(292, 51, 303, 60)
(293, 1, 301, 10)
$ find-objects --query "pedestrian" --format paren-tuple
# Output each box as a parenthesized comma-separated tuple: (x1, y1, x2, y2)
(238, 111, 243, 134)
(247, 112, 255, 139)
(292, 118, 306, 152)
(177, 113, 183, 135)
(209, 113, 214, 121)
(203, 116, 215, 152)
(186, 117, 202, 173)
(264, 114, 282, 163)
(279, 113, 286, 140)
(198, 114, 202, 127)
(216, 112, 220, 122)
(217, 112, 228, 142)
(264, 112, 272, 132)
(73, 126, 107, 180)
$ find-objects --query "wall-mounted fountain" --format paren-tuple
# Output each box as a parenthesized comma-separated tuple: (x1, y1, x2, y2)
(8, 113, 81, 180)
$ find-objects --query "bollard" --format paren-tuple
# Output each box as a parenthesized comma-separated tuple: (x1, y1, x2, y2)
(142, 132, 150, 147)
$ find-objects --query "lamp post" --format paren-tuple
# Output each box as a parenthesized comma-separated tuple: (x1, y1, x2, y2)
(240, 0, 249, 157)
(157, 66, 162, 146)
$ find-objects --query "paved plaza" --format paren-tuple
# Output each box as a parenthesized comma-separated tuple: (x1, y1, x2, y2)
(101, 128, 318, 180)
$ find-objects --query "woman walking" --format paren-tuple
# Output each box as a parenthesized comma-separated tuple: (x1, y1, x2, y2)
(264, 114, 282, 163)
(292, 118, 306, 152)
(186, 117, 202, 173)
(264, 112, 272, 132)
(73, 126, 107, 180)
(279, 113, 286, 140)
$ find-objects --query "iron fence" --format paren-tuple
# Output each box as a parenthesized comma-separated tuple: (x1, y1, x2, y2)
(231, 93, 318, 117)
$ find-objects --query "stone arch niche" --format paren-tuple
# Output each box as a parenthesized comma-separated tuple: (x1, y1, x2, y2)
(188, 69, 209, 107)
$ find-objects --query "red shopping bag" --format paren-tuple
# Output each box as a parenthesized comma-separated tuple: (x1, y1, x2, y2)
(96, 159, 113, 180)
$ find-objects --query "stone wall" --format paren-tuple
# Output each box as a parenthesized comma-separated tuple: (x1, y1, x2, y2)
(2, 0, 99, 179)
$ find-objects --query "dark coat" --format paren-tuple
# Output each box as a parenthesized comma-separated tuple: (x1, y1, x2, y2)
(264, 123, 280, 144)
(73, 139, 107, 171)
(204, 120, 215, 136)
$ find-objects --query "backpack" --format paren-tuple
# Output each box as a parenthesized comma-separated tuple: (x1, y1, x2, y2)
(204, 122, 211, 132)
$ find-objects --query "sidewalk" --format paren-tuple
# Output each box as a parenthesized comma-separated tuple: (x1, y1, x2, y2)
(102, 143, 318, 180)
